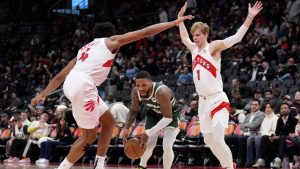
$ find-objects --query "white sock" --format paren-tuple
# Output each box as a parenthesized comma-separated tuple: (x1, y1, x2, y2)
(94, 155, 105, 169)
(57, 158, 73, 169)
(162, 128, 177, 169)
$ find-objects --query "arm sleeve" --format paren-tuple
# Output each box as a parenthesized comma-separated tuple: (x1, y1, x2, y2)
(145, 117, 172, 137)
(223, 25, 249, 48)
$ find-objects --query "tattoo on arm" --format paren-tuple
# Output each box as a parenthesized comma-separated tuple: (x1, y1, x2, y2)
(124, 87, 140, 129)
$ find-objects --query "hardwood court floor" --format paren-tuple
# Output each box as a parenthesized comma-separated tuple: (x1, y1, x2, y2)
(0, 163, 272, 169)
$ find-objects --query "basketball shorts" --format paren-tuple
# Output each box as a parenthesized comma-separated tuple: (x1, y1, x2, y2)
(198, 92, 230, 133)
(63, 71, 108, 129)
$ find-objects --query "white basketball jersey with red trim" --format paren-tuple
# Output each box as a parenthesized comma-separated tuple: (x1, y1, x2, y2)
(71, 38, 116, 86)
(191, 44, 223, 96)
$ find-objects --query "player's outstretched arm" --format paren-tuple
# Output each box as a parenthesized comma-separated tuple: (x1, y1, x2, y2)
(178, 2, 197, 51)
(212, 1, 263, 52)
(31, 57, 77, 106)
(106, 5, 194, 52)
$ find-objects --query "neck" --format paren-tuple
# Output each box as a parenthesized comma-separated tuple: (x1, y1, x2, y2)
(198, 41, 208, 51)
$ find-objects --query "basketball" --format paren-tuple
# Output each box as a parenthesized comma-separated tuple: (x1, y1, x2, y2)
(124, 138, 145, 159)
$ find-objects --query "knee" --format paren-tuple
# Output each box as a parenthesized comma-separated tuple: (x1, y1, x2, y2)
(100, 111, 115, 128)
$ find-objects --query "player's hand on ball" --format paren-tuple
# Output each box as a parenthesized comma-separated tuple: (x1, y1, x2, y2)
(138, 133, 149, 149)
(122, 128, 131, 144)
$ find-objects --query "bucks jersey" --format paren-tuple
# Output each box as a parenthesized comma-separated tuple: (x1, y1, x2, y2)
(137, 82, 182, 129)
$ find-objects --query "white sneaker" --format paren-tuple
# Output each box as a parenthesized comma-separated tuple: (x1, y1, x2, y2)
(19, 158, 31, 163)
(7, 157, 19, 163)
(271, 157, 282, 168)
(35, 158, 43, 164)
(41, 159, 49, 164)
(252, 158, 265, 167)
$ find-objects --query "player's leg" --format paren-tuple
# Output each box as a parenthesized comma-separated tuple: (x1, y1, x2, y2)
(94, 110, 115, 169)
(162, 127, 177, 169)
(57, 128, 97, 169)
(138, 132, 160, 169)
(202, 121, 234, 169)
(139, 115, 160, 169)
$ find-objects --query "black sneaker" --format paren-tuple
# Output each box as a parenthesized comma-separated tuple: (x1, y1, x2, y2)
(138, 165, 147, 169)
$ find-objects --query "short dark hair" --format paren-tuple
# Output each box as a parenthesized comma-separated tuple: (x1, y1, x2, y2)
(280, 102, 290, 108)
(93, 22, 116, 38)
(252, 99, 261, 105)
(135, 71, 151, 80)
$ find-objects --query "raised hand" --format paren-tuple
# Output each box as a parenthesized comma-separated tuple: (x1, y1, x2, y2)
(178, 2, 187, 18)
(248, 1, 263, 18)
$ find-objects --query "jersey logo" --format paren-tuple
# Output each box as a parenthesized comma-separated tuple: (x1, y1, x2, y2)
(103, 59, 114, 67)
(192, 54, 217, 78)
(79, 48, 90, 62)
(84, 100, 95, 112)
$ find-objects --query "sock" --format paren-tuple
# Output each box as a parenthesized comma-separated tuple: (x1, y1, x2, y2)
(57, 158, 73, 169)
(94, 155, 105, 169)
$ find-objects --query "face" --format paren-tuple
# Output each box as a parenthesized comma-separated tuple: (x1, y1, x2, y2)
(251, 101, 260, 112)
(192, 29, 207, 47)
(280, 104, 290, 116)
(264, 92, 272, 101)
(265, 104, 273, 115)
(189, 100, 198, 110)
(40, 114, 49, 123)
(21, 113, 27, 121)
(17, 120, 23, 128)
(60, 118, 66, 126)
(135, 78, 152, 97)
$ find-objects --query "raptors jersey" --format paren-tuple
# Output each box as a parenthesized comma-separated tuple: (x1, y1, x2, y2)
(191, 44, 223, 96)
(71, 38, 116, 86)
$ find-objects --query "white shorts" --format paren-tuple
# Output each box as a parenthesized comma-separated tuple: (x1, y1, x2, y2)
(63, 71, 108, 129)
(198, 92, 230, 133)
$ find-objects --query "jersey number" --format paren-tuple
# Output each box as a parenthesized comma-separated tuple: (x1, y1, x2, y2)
(197, 69, 200, 80)
(79, 48, 90, 62)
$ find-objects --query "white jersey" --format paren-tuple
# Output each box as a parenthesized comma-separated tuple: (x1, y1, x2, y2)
(71, 38, 116, 86)
(191, 44, 223, 96)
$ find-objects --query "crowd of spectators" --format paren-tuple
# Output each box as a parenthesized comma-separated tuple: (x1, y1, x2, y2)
(0, 0, 300, 167)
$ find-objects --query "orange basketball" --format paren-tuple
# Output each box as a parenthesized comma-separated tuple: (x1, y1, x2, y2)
(124, 138, 145, 159)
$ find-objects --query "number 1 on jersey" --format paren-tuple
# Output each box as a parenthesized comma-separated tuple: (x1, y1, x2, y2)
(197, 69, 200, 80)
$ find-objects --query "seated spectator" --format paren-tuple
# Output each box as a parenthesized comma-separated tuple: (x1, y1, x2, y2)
(248, 61, 263, 82)
(257, 61, 276, 81)
(244, 90, 264, 112)
(176, 66, 193, 86)
(263, 103, 298, 168)
(4, 116, 29, 163)
(21, 110, 31, 126)
(110, 97, 129, 127)
(247, 103, 278, 167)
(183, 100, 198, 122)
(282, 95, 298, 117)
(19, 113, 50, 163)
(229, 103, 245, 124)
(278, 58, 299, 81)
(35, 115, 72, 164)
(234, 99, 265, 167)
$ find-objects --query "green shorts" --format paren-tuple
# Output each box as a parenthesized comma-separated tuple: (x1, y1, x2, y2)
(145, 109, 181, 129)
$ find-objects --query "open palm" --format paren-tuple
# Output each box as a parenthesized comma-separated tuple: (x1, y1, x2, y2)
(248, 1, 263, 18)
(178, 2, 187, 17)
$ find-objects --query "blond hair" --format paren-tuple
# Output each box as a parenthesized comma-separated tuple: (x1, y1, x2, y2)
(190, 22, 210, 35)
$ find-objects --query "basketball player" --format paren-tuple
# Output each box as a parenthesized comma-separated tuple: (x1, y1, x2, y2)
(31, 12, 193, 169)
(177, 2, 263, 169)
(123, 71, 182, 169)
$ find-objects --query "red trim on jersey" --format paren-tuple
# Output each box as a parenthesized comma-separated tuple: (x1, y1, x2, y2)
(103, 59, 114, 67)
(192, 55, 217, 78)
(210, 101, 230, 118)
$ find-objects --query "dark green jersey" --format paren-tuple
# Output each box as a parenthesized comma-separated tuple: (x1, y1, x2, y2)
(137, 82, 181, 115)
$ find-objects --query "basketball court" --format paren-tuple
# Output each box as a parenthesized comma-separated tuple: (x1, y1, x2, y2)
(0, 163, 271, 169)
